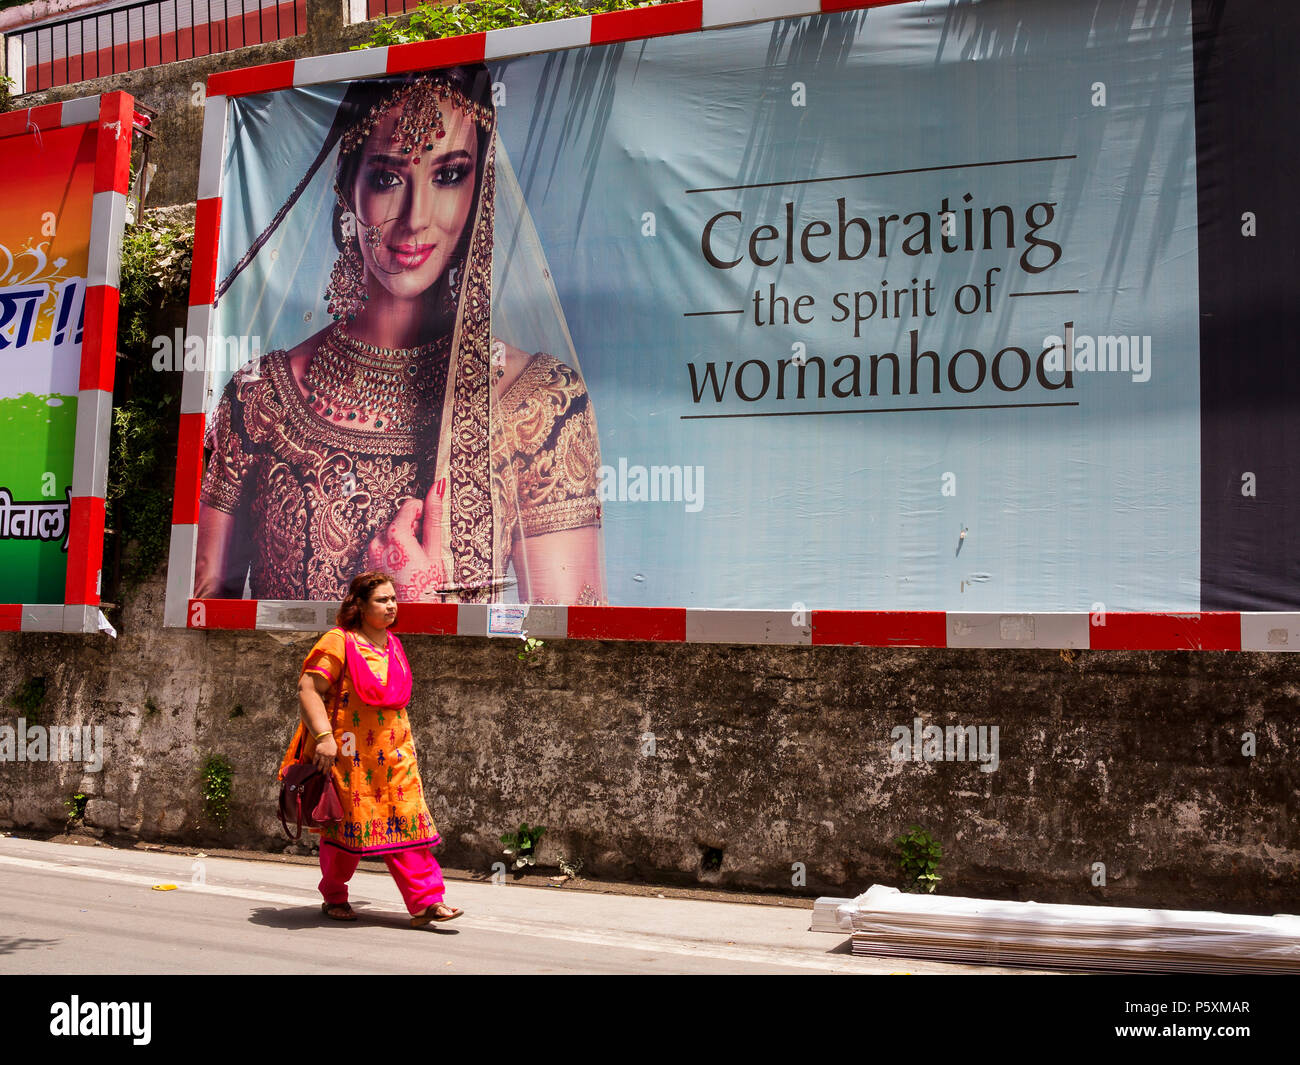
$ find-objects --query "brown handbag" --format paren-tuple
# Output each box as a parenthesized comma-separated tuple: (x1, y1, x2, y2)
(278, 655, 346, 841)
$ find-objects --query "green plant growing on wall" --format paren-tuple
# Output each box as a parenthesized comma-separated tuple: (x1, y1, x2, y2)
(359, 0, 662, 47)
(65, 793, 88, 824)
(10, 676, 48, 723)
(895, 825, 943, 893)
(200, 755, 234, 830)
(516, 636, 545, 664)
(117, 214, 193, 351)
(501, 822, 546, 869)
(0, 74, 15, 115)
(145, 696, 160, 717)
(104, 210, 193, 593)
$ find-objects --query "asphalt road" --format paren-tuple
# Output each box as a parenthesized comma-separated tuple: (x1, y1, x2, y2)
(0, 836, 1044, 975)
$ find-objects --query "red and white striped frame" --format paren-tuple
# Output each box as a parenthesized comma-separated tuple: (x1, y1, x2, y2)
(0, 91, 134, 634)
(163, 0, 1299, 651)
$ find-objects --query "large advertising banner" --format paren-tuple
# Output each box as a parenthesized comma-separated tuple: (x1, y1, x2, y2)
(0, 123, 93, 603)
(172, 0, 1299, 636)
(0, 93, 133, 632)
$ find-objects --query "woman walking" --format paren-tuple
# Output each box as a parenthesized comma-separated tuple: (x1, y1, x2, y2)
(282, 570, 462, 926)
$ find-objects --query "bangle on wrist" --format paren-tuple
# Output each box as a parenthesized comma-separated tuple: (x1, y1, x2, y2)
(313, 730, 332, 741)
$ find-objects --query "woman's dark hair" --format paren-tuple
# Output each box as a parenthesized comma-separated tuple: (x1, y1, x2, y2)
(336, 570, 397, 629)
(328, 65, 494, 267)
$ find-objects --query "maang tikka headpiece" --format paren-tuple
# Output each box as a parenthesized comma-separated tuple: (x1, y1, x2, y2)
(338, 77, 494, 167)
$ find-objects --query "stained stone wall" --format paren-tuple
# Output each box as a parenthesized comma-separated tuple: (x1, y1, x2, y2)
(2, 572, 1297, 910)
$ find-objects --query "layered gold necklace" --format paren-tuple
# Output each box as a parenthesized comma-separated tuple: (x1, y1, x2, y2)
(304, 324, 449, 430)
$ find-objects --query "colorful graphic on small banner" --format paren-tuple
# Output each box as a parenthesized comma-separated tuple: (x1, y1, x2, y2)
(0, 123, 93, 604)
(190, 0, 1292, 613)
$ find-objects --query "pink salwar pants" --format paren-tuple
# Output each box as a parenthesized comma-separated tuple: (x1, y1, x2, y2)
(319, 844, 445, 915)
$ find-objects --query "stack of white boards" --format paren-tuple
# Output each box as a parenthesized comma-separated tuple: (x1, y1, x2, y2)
(811, 897, 853, 933)
(840, 885, 1300, 973)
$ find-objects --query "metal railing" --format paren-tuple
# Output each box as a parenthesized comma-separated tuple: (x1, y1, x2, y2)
(368, 0, 427, 20)
(11, 0, 306, 93)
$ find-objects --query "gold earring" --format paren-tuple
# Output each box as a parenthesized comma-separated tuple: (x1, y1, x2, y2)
(325, 237, 367, 322)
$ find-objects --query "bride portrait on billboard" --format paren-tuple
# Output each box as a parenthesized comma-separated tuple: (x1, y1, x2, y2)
(193, 65, 606, 606)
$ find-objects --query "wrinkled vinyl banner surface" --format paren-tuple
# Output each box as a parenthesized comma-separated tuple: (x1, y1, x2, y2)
(203, 0, 1299, 611)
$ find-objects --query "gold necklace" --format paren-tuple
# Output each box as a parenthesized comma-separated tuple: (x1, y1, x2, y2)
(304, 324, 449, 430)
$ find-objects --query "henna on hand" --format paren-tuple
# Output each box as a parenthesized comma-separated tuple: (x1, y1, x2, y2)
(363, 488, 447, 602)
(396, 563, 446, 601)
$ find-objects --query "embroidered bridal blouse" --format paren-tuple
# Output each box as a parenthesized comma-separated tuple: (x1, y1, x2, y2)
(198, 344, 601, 601)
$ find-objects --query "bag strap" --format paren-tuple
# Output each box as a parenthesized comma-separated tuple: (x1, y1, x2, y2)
(279, 634, 350, 843)
(279, 790, 304, 841)
(292, 631, 350, 763)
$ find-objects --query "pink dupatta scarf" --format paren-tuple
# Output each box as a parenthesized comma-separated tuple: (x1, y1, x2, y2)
(344, 629, 413, 709)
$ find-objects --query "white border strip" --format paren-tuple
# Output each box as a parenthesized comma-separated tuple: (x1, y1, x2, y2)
(163, 524, 198, 629)
(86, 190, 126, 289)
(181, 302, 214, 415)
(59, 95, 101, 128)
(256, 600, 338, 631)
(456, 603, 569, 638)
(1240, 613, 1300, 652)
(294, 47, 390, 87)
(20, 604, 65, 632)
(197, 95, 228, 201)
(947, 612, 1090, 650)
(63, 604, 96, 633)
(702, 0, 820, 30)
(685, 609, 811, 645)
(485, 17, 594, 60)
(70, 388, 113, 498)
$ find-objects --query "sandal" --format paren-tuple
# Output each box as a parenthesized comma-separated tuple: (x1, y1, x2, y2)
(321, 901, 358, 921)
(411, 903, 463, 927)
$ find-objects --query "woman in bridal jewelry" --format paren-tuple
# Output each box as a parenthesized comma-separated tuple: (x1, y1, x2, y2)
(194, 66, 605, 604)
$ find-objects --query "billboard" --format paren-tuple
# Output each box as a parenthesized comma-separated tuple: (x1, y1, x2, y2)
(166, 0, 1300, 648)
(0, 93, 134, 634)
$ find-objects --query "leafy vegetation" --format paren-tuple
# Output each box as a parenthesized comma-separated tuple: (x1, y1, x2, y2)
(359, 0, 663, 46)
(516, 636, 545, 664)
(65, 792, 88, 823)
(501, 821, 546, 868)
(200, 755, 234, 829)
(105, 211, 192, 594)
(117, 213, 193, 352)
(895, 824, 943, 893)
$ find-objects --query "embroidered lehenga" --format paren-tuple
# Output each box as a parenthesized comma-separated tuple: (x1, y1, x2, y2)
(199, 337, 601, 601)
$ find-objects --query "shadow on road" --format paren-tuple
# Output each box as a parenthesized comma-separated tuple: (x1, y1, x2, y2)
(0, 936, 61, 955)
(245, 905, 461, 935)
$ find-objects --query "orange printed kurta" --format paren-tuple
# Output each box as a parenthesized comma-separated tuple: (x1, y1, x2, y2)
(280, 628, 439, 855)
